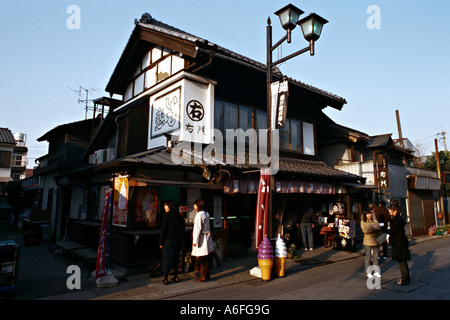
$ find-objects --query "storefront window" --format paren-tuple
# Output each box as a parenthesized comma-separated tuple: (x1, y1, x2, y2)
(134, 187, 159, 227)
(256, 109, 267, 147)
(223, 101, 238, 131)
(303, 122, 315, 155)
(238, 105, 255, 145)
(290, 119, 301, 152)
(279, 119, 291, 150)
(214, 100, 224, 133)
(213, 99, 315, 155)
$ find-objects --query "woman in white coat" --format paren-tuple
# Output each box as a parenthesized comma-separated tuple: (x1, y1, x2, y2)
(192, 199, 214, 282)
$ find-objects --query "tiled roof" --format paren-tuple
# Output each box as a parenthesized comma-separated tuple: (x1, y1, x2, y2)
(121, 146, 361, 182)
(0, 128, 16, 145)
(136, 14, 346, 104)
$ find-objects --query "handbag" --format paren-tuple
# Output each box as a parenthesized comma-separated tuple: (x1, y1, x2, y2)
(376, 232, 388, 245)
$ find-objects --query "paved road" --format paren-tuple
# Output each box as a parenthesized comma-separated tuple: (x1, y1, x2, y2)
(159, 236, 450, 300)
(3, 222, 450, 303)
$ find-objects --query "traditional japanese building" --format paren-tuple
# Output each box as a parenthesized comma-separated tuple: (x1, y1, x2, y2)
(53, 13, 368, 268)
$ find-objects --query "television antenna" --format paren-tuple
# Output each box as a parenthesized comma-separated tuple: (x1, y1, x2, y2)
(68, 85, 100, 119)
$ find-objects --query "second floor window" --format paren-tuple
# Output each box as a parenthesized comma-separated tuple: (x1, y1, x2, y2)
(0, 150, 12, 168)
(214, 99, 316, 155)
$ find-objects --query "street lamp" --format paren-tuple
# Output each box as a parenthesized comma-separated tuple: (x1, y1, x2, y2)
(298, 13, 329, 55)
(265, 4, 328, 238)
(274, 4, 304, 43)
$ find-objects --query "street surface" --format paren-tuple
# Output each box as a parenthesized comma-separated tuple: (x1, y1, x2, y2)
(161, 236, 450, 300)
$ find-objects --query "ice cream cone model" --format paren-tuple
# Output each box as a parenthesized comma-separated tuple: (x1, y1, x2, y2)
(274, 234, 287, 277)
(257, 235, 274, 281)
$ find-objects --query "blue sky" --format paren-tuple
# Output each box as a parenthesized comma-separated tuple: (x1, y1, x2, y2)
(1, 1, 449, 168)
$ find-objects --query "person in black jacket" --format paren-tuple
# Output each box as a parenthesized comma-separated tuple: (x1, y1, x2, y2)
(297, 204, 315, 251)
(159, 200, 186, 285)
(387, 203, 411, 286)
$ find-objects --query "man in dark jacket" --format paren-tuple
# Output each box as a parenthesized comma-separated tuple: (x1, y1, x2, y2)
(387, 203, 410, 286)
(374, 201, 390, 259)
(159, 200, 186, 284)
(297, 204, 315, 250)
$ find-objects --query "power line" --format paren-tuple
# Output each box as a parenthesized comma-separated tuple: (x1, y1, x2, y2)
(436, 126, 448, 152)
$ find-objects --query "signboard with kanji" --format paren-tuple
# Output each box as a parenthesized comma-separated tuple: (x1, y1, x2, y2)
(148, 75, 215, 148)
(377, 153, 389, 190)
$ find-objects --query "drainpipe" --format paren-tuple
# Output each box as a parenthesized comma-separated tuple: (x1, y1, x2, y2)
(191, 49, 215, 73)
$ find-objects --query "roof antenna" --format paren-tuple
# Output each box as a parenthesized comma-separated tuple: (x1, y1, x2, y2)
(68, 85, 98, 120)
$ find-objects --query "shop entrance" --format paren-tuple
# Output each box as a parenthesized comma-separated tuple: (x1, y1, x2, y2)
(225, 194, 256, 252)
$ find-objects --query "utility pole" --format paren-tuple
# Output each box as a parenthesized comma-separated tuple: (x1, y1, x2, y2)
(395, 110, 404, 147)
(435, 138, 447, 226)
(437, 127, 448, 152)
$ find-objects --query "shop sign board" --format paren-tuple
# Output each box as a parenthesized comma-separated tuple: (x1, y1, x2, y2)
(377, 153, 389, 190)
(149, 76, 214, 147)
(274, 79, 289, 129)
(150, 87, 181, 139)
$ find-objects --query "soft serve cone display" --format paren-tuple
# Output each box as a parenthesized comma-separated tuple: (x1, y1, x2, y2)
(257, 234, 274, 281)
(275, 234, 288, 277)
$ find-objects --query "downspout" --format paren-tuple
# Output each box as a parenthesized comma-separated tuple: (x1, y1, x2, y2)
(114, 109, 133, 155)
(191, 49, 215, 73)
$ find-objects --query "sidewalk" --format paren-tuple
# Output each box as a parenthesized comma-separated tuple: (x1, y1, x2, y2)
(2, 225, 445, 300)
(84, 234, 450, 300)
(92, 244, 366, 300)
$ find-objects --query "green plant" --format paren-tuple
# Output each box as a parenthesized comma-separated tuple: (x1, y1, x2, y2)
(437, 227, 446, 233)
(288, 244, 296, 254)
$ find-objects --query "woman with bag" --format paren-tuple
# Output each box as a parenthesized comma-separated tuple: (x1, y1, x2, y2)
(159, 200, 186, 285)
(192, 199, 215, 282)
(387, 203, 411, 286)
(361, 210, 381, 279)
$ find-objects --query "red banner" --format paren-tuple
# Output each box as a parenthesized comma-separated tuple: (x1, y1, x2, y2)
(95, 190, 110, 281)
(254, 169, 270, 250)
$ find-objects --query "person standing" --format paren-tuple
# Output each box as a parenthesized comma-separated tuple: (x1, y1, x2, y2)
(361, 210, 381, 279)
(159, 200, 185, 285)
(192, 199, 214, 282)
(297, 204, 314, 251)
(374, 201, 390, 259)
(387, 203, 411, 286)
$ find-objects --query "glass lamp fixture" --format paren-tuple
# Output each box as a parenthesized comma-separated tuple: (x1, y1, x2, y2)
(274, 4, 304, 43)
(297, 13, 328, 42)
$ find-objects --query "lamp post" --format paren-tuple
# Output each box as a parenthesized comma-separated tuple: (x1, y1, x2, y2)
(266, 4, 328, 238)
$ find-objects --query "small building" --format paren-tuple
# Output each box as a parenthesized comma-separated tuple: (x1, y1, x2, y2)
(0, 128, 16, 212)
(319, 124, 441, 237)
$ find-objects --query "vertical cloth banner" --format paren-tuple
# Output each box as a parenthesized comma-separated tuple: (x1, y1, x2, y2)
(254, 169, 270, 250)
(95, 190, 111, 281)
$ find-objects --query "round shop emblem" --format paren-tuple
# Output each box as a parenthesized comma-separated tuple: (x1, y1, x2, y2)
(186, 100, 204, 122)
